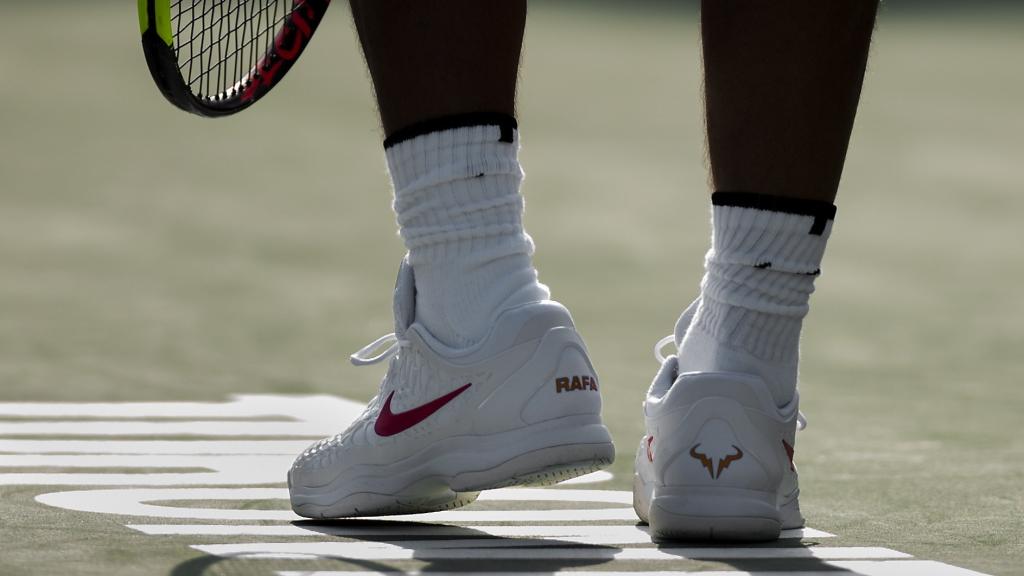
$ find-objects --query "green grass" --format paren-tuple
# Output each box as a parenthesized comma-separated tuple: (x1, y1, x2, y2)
(2, 2, 1023, 574)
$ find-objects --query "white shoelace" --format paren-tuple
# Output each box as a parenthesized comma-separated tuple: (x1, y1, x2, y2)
(654, 334, 676, 364)
(350, 333, 410, 366)
(653, 333, 806, 431)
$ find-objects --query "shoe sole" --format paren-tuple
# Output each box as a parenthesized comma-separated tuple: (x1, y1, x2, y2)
(453, 442, 614, 491)
(649, 504, 781, 542)
(291, 416, 614, 519)
(291, 486, 483, 519)
(634, 475, 782, 542)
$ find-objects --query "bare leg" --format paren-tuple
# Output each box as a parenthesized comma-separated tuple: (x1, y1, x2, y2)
(637, 2, 883, 541)
(702, 0, 878, 202)
(348, 0, 526, 136)
(346, 0, 546, 349)
(287, 0, 613, 526)
(677, 1, 880, 409)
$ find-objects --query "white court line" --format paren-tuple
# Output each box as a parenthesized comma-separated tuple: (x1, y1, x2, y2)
(0, 440, 311, 454)
(6, 393, 992, 575)
(6, 473, 278, 486)
(0, 454, 292, 486)
(37, 487, 636, 522)
(827, 561, 990, 576)
(2, 456, 610, 487)
(128, 523, 834, 540)
(559, 470, 613, 484)
(0, 394, 364, 437)
(0, 454, 284, 467)
(0, 454, 285, 484)
(194, 542, 909, 561)
(276, 562, 989, 576)
(0, 395, 359, 420)
(475, 487, 630, 504)
(0, 421, 329, 437)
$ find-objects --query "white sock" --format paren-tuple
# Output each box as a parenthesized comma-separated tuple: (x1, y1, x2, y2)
(677, 192, 836, 407)
(385, 116, 549, 349)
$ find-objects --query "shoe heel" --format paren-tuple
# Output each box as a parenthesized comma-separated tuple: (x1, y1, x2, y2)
(648, 486, 781, 542)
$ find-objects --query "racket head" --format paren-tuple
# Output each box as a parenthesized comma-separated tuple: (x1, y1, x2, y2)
(138, 0, 331, 117)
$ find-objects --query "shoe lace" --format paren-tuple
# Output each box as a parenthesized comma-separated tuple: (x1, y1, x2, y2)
(654, 334, 676, 364)
(653, 334, 807, 431)
(349, 333, 410, 366)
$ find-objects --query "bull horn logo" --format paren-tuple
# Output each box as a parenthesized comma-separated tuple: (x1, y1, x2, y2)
(689, 443, 744, 479)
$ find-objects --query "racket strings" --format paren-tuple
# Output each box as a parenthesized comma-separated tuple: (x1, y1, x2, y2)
(170, 0, 293, 101)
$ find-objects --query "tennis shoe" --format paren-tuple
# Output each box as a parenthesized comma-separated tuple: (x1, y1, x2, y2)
(289, 258, 614, 518)
(633, 301, 805, 541)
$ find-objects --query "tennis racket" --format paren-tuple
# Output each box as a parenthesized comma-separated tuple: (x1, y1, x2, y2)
(138, 0, 332, 117)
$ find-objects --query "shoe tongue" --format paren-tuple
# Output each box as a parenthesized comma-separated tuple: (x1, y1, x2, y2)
(673, 298, 700, 348)
(392, 256, 416, 335)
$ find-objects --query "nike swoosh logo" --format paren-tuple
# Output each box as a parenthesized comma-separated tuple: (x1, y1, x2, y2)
(374, 383, 472, 437)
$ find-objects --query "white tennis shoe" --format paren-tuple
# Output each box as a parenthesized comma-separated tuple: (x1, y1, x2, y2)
(289, 259, 614, 518)
(633, 301, 805, 541)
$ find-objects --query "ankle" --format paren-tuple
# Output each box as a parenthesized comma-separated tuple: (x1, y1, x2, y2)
(674, 192, 836, 407)
(386, 116, 548, 349)
(413, 254, 549, 348)
(677, 322, 799, 407)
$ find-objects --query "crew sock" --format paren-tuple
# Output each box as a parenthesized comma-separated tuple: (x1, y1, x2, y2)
(385, 114, 549, 349)
(677, 191, 836, 407)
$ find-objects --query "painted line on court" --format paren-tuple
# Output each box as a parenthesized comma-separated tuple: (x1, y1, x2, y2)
(0, 395, 358, 419)
(0, 421, 331, 437)
(0, 394, 360, 437)
(36, 487, 632, 522)
(127, 523, 834, 543)
(4, 459, 612, 488)
(276, 563, 988, 576)
(559, 469, 613, 484)
(1, 454, 291, 486)
(194, 542, 909, 561)
(4, 394, 988, 575)
(0, 439, 312, 454)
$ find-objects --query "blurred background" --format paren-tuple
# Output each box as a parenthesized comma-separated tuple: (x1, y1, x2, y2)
(1, 1, 1022, 574)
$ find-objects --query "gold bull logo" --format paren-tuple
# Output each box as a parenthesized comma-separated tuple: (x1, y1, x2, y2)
(689, 443, 744, 479)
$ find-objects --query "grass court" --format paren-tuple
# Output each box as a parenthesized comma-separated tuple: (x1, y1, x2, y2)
(1, 2, 1022, 574)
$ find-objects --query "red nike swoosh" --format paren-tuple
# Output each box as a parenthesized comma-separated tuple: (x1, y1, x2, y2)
(374, 383, 472, 437)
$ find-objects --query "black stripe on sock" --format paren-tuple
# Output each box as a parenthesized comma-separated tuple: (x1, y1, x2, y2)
(383, 112, 518, 149)
(712, 191, 837, 236)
